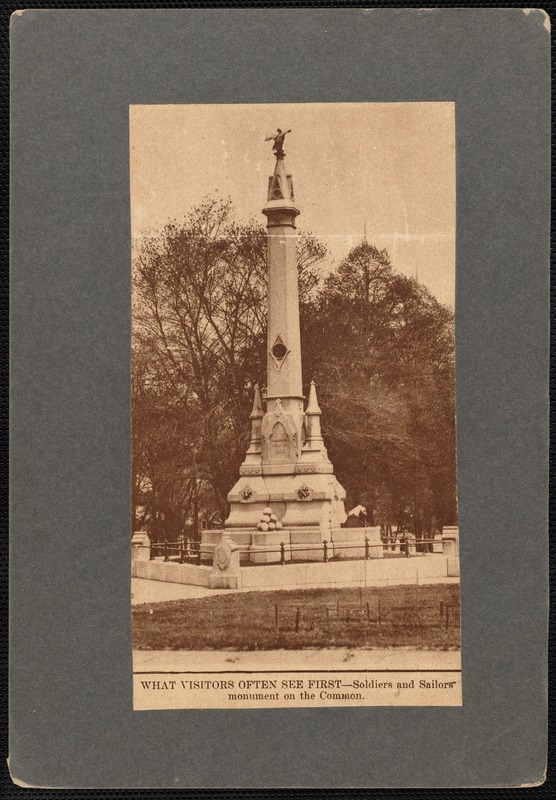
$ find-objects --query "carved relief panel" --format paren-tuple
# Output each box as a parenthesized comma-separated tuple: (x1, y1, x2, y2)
(261, 400, 298, 465)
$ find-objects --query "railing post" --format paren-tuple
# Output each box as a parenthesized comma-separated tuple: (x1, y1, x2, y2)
(323, 540, 328, 562)
(179, 541, 184, 563)
(197, 546, 202, 565)
(163, 540, 168, 562)
(365, 536, 369, 560)
(280, 541, 285, 565)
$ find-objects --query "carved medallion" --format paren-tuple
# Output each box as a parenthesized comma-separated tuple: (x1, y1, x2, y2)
(297, 483, 313, 500)
(214, 541, 231, 571)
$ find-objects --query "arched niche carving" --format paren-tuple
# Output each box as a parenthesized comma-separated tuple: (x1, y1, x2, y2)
(261, 403, 298, 464)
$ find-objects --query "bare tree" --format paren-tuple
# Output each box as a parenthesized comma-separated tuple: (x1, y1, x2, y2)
(302, 243, 457, 536)
(132, 197, 327, 537)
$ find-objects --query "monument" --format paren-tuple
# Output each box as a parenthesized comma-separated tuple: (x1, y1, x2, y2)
(203, 132, 347, 562)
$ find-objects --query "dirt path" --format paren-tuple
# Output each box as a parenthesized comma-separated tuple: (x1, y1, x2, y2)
(131, 576, 460, 606)
(133, 647, 461, 673)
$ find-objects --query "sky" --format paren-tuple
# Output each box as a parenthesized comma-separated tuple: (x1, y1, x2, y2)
(130, 103, 455, 307)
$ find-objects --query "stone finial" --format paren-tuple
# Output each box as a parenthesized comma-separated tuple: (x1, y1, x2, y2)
(249, 383, 264, 419)
(306, 380, 322, 415)
(303, 380, 325, 448)
(246, 384, 264, 455)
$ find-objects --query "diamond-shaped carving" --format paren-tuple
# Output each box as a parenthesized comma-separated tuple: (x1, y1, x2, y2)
(270, 334, 290, 371)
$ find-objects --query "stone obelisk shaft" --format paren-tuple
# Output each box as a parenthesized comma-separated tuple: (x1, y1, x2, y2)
(263, 154, 303, 437)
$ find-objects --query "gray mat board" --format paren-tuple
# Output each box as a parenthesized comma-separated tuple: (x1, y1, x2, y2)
(9, 8, 549, 788)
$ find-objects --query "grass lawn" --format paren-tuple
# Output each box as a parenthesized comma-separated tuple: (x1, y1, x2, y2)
(132, 583, 461, 651)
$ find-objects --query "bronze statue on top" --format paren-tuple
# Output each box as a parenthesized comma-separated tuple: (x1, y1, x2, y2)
(265, 128, 291, 158)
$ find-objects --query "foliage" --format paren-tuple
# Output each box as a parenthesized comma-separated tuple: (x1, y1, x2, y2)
(132, 197, 324, 539)
(302, 243, 457, 533)
(132, 199, 457, 541)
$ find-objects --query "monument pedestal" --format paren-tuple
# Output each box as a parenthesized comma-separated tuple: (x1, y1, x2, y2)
(212, 463, 346, 563)
(249, 531, 290, 564)
(330, 527, 366, 559)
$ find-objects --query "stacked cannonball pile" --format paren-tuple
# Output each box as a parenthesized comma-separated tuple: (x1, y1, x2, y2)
(256, 507, 283, 532)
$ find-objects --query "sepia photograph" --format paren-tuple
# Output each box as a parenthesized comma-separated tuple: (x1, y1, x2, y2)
(130, 102, 461, 710)
(9, 7, 549, 788)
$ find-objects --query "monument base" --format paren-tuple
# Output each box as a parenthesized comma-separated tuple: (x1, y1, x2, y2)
(202, 469, 348, 564)
(329, 526, 384, 559)
(250, 531, 290, 563)
(330, 527, 367, 559)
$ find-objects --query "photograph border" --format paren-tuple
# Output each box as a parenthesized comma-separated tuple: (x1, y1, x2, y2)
(9, 5, 550, 790)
